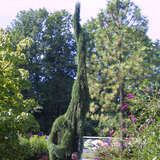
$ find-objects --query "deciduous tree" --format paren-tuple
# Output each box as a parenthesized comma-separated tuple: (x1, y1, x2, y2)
(0, 29, 39, 159)
(8, 8, 76, 133)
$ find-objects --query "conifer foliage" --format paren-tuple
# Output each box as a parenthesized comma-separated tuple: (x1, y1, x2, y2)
(86, 0, 153, 150)
(48, 3, 89, 160)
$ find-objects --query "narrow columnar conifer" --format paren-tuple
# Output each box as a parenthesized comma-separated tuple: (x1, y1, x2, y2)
(48, 3, 89, 160)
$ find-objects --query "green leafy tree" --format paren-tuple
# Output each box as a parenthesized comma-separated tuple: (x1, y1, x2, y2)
(8, 8, 76, 133)
(0, 29, 39, 160)
(86, 0, 155, 149)
(48, 3, 89, 160)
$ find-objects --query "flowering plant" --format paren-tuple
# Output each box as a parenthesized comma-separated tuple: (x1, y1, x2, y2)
(96, 88, 160, 159)
(123, 88, 160, 159)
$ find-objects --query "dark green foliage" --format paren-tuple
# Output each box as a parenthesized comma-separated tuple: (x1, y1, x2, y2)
(48, 3, 89, 160)
(8, 9, 76, 133)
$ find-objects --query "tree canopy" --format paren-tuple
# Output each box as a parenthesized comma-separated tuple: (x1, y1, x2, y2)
(86, 0, 160, 136)
(8, 8, 77, 133)
(0, 29, 39, 159)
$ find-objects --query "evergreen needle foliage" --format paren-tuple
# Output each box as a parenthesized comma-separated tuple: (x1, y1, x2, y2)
(48, 3, 89, 160)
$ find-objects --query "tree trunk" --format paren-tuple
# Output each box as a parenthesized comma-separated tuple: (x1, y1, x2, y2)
(120, 82, 125, 152)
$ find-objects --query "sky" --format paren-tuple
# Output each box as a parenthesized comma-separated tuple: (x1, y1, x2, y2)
(0, 0, 160, 41)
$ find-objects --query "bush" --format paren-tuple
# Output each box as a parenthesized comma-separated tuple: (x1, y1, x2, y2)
(95, 88, 160, 160)
(19, 135, 48, 160)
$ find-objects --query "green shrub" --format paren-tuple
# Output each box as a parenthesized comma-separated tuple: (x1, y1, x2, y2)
(30, 135, 48, 155)
(19, 135, 48, 160)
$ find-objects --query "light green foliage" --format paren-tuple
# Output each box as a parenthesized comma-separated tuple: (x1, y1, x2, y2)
(145, 40, 160, 88)
(0, 29, 39, 159)
(19, 135, 48, 160)
(48, 3, 89, 160)
(86, 0, 154, 135)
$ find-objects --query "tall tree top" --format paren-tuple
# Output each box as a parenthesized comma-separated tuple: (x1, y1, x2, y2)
(73, 2, 81, 42)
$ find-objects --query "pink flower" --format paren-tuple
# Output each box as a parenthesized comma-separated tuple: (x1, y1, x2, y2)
(145, 124, 149, 129)
(127, 93, 135, 99)
(127, 93, 133, 97)
(145, 118, 153, 129)
(132, 118, 136, 123)
(147, 119, 151, 125)
(110, 130, 115, 136)
(128, 114, 134, 119)
(149, 88, 152, 90)
(121, 104, 129, 111)
(103, 143, 108, 148)
(144, 89, 147, 93)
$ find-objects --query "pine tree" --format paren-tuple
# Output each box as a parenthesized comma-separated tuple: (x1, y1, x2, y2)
(48, 3, 89, 160)
(86, 0, 152, 151)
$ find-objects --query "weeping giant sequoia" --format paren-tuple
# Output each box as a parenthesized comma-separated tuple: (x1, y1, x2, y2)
(48, 3, 89, 160)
